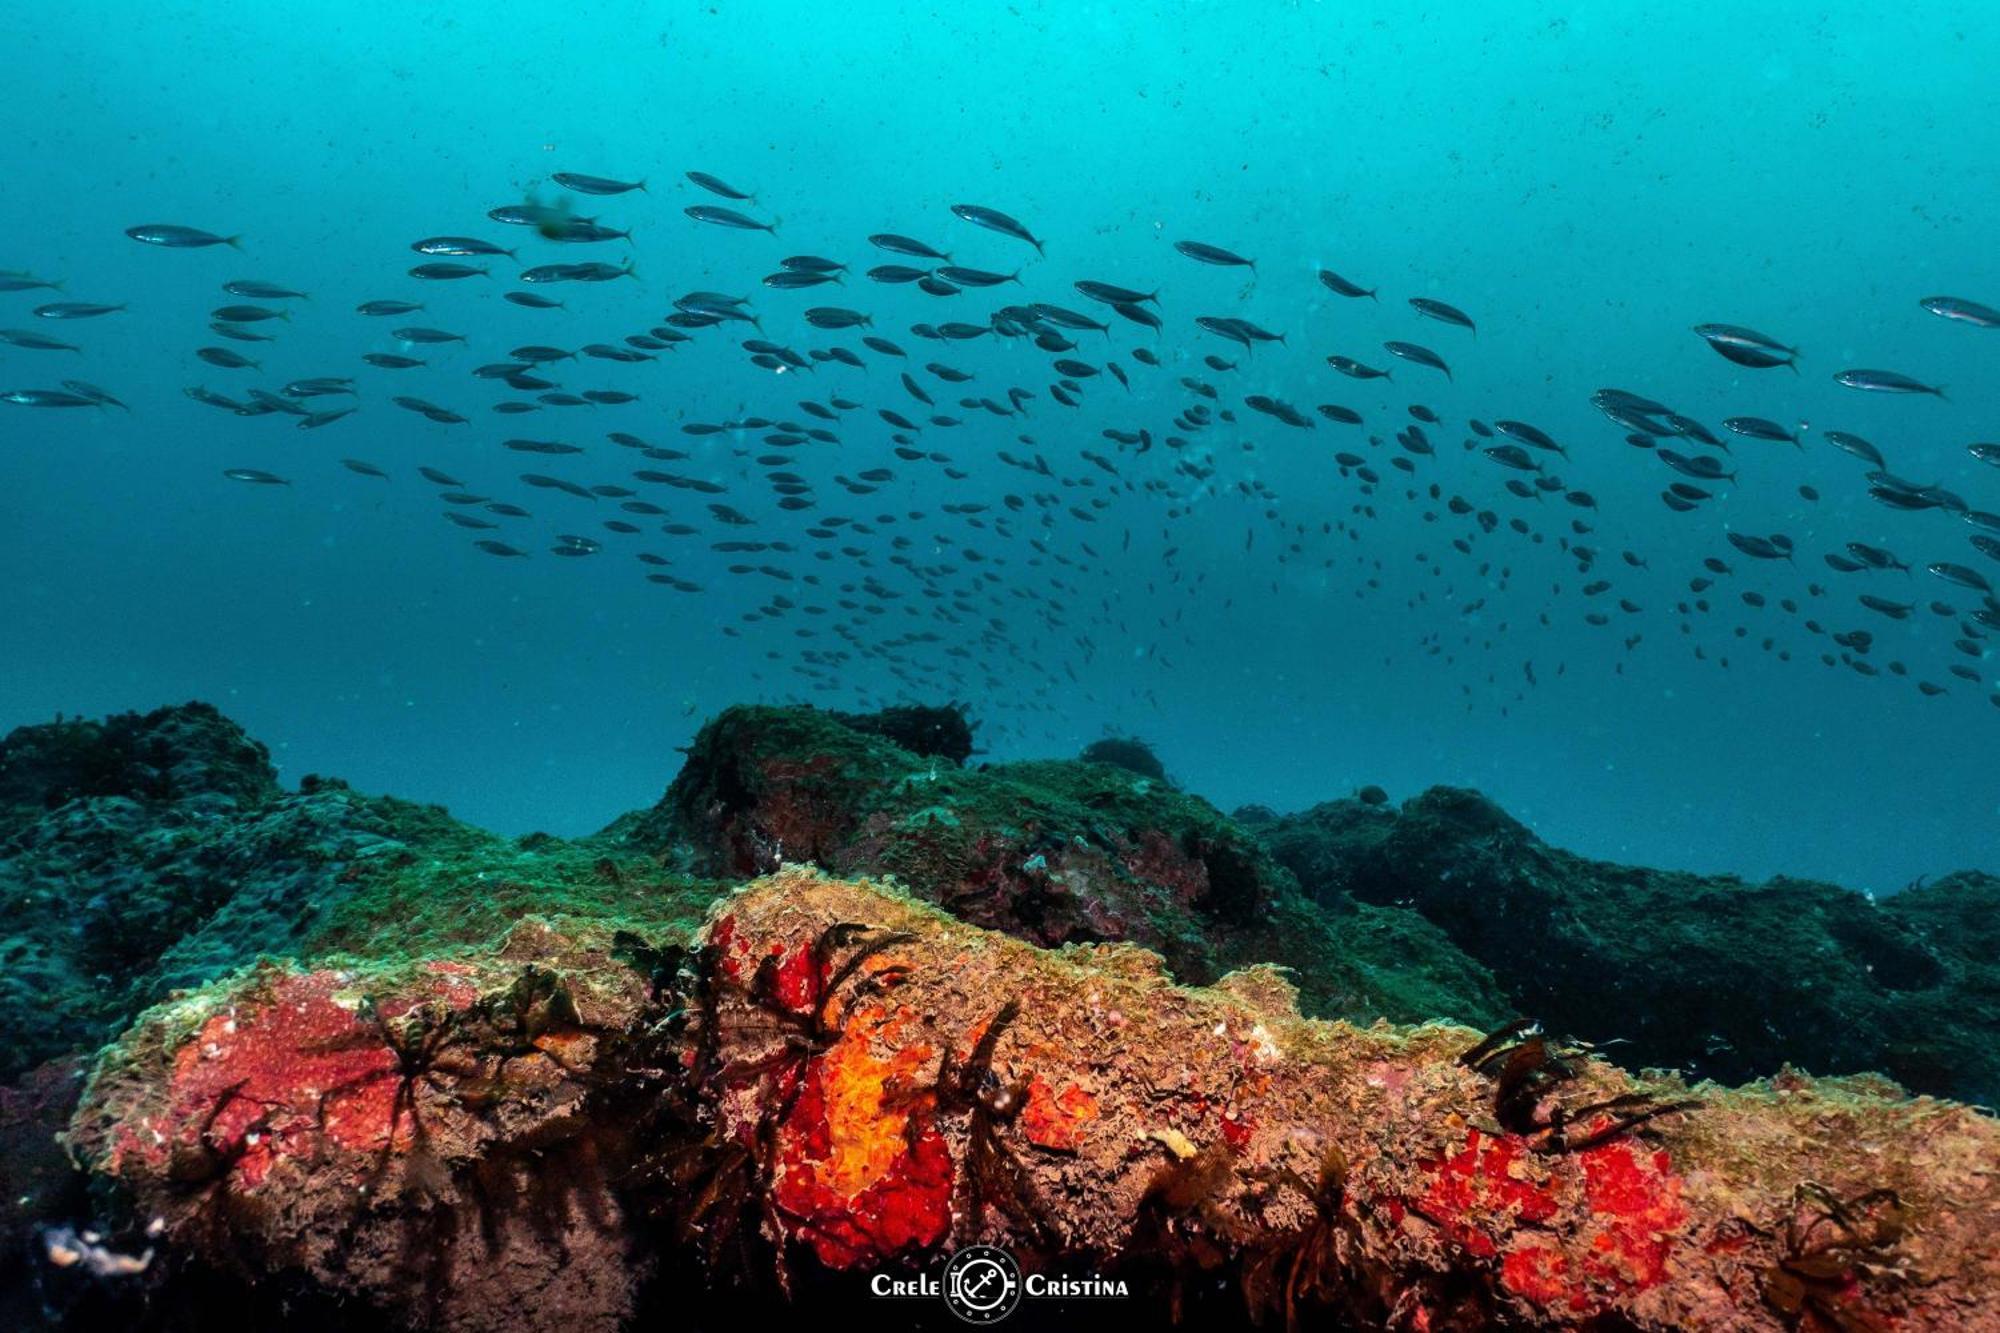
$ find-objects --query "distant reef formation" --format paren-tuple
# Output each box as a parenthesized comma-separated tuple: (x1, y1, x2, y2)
(2, 702, 1995, 1331)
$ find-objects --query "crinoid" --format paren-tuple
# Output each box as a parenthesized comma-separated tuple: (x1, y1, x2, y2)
(669, 920, 916, 1293)
(924, 998, 1060, 1250)
(1759, 1183, 1916, 1332)
(1240, 1144, 1380, 1333)
(716, 920, 916, 1126)
(1459, 1018, 1699, 1152)
(1126, 1137, 1253, 1324)
(317, 994, 481, 1203)
(162, 1077, 286, 1258)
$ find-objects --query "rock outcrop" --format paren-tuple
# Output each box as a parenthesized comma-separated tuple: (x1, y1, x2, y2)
(0, 700, 1995, 1330)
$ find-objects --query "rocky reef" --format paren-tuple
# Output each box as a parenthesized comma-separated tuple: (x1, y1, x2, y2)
(1253, 790, 2000, 1104)
(3, 701, 1996, 1330)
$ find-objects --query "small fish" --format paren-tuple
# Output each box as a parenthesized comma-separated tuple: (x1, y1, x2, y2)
(342, 459, 390, 478)
(357, 299, 423, 316)
(1727, 533, 1792, 561)
(33, 302, 124, 319)
(765, 269, 840, 289)
(488, 202, 590, 229)
(474, 540, 527, 557)
(1823, 431, 1884, 467)
(3, 387, 99, 407)
(1858, 595, 1914, 620)
(1847, 542, 1910, 573)
(222, 468, 289, 484)
(686, 171, 754, 201)
(0, 271, 62, 292)
(554, 172, 645, 195)
(1834, 368, 1945, 397)
(686, 205, 777, 233)
(0, 329, 80, 351)
(871, 233, 951, 261)
(804, 307, 872, 329)
(1721, 416, 1799, 445)
(393, 327, 466, 344)
(1326, 354, 1389, 380)
(935, 265, 1017, 288)
(504, 291, 564, 309)
(197, 347, 258, 369)
(127, 223, 240, 249)
(225, 279, 308, 300)
(1928, 562, 1992, 592)
(409, 262, 488, 280)
(411, 235, 515, 258)
(1318, 269, 1376, 300)
(1409, 298, 1474, 334)
(1174, 240, 1255, 271)
(1077, 279, 1156, 306)
(212, 304, 288, 323)
(1483, 444, 1540, 471)
(61, 380, 126, 410)
(1918, 295, 2000, 328)
(1383, 341, 1450, 379)
(1693, 323, 1797, 371)
(950, 204, 1043, 255)
(1494, 420, 1567, 458)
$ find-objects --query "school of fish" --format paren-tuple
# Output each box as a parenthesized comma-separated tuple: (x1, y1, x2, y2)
(5, 168, 1999, 719)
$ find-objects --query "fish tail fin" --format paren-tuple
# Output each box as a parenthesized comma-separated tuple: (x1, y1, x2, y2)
(1934, 385, 1950, 401)
(1367, 288, 1378, 301)
(226, 236, 244, 251)
(767, 215, 782, 235)
(638, 179, 648, 193)
(1032, 237, 1045, 258)
(278, 309, 291, 321)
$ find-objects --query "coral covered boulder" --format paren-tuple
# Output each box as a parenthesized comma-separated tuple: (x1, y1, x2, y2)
(615, 704, 1506, 1026)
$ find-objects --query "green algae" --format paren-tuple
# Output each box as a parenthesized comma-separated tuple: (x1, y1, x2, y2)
(631, 704, 1511, 1030)
(300, 828, 727, 964)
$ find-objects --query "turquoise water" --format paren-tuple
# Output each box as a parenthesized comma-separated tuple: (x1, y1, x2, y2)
(3, 1, 1996, 893)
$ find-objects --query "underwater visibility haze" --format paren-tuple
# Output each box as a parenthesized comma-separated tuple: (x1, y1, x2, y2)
(5, 3, 2000, 1331)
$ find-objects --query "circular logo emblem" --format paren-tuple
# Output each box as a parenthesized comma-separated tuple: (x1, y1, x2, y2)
(943, 1245, 1022, 1324)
